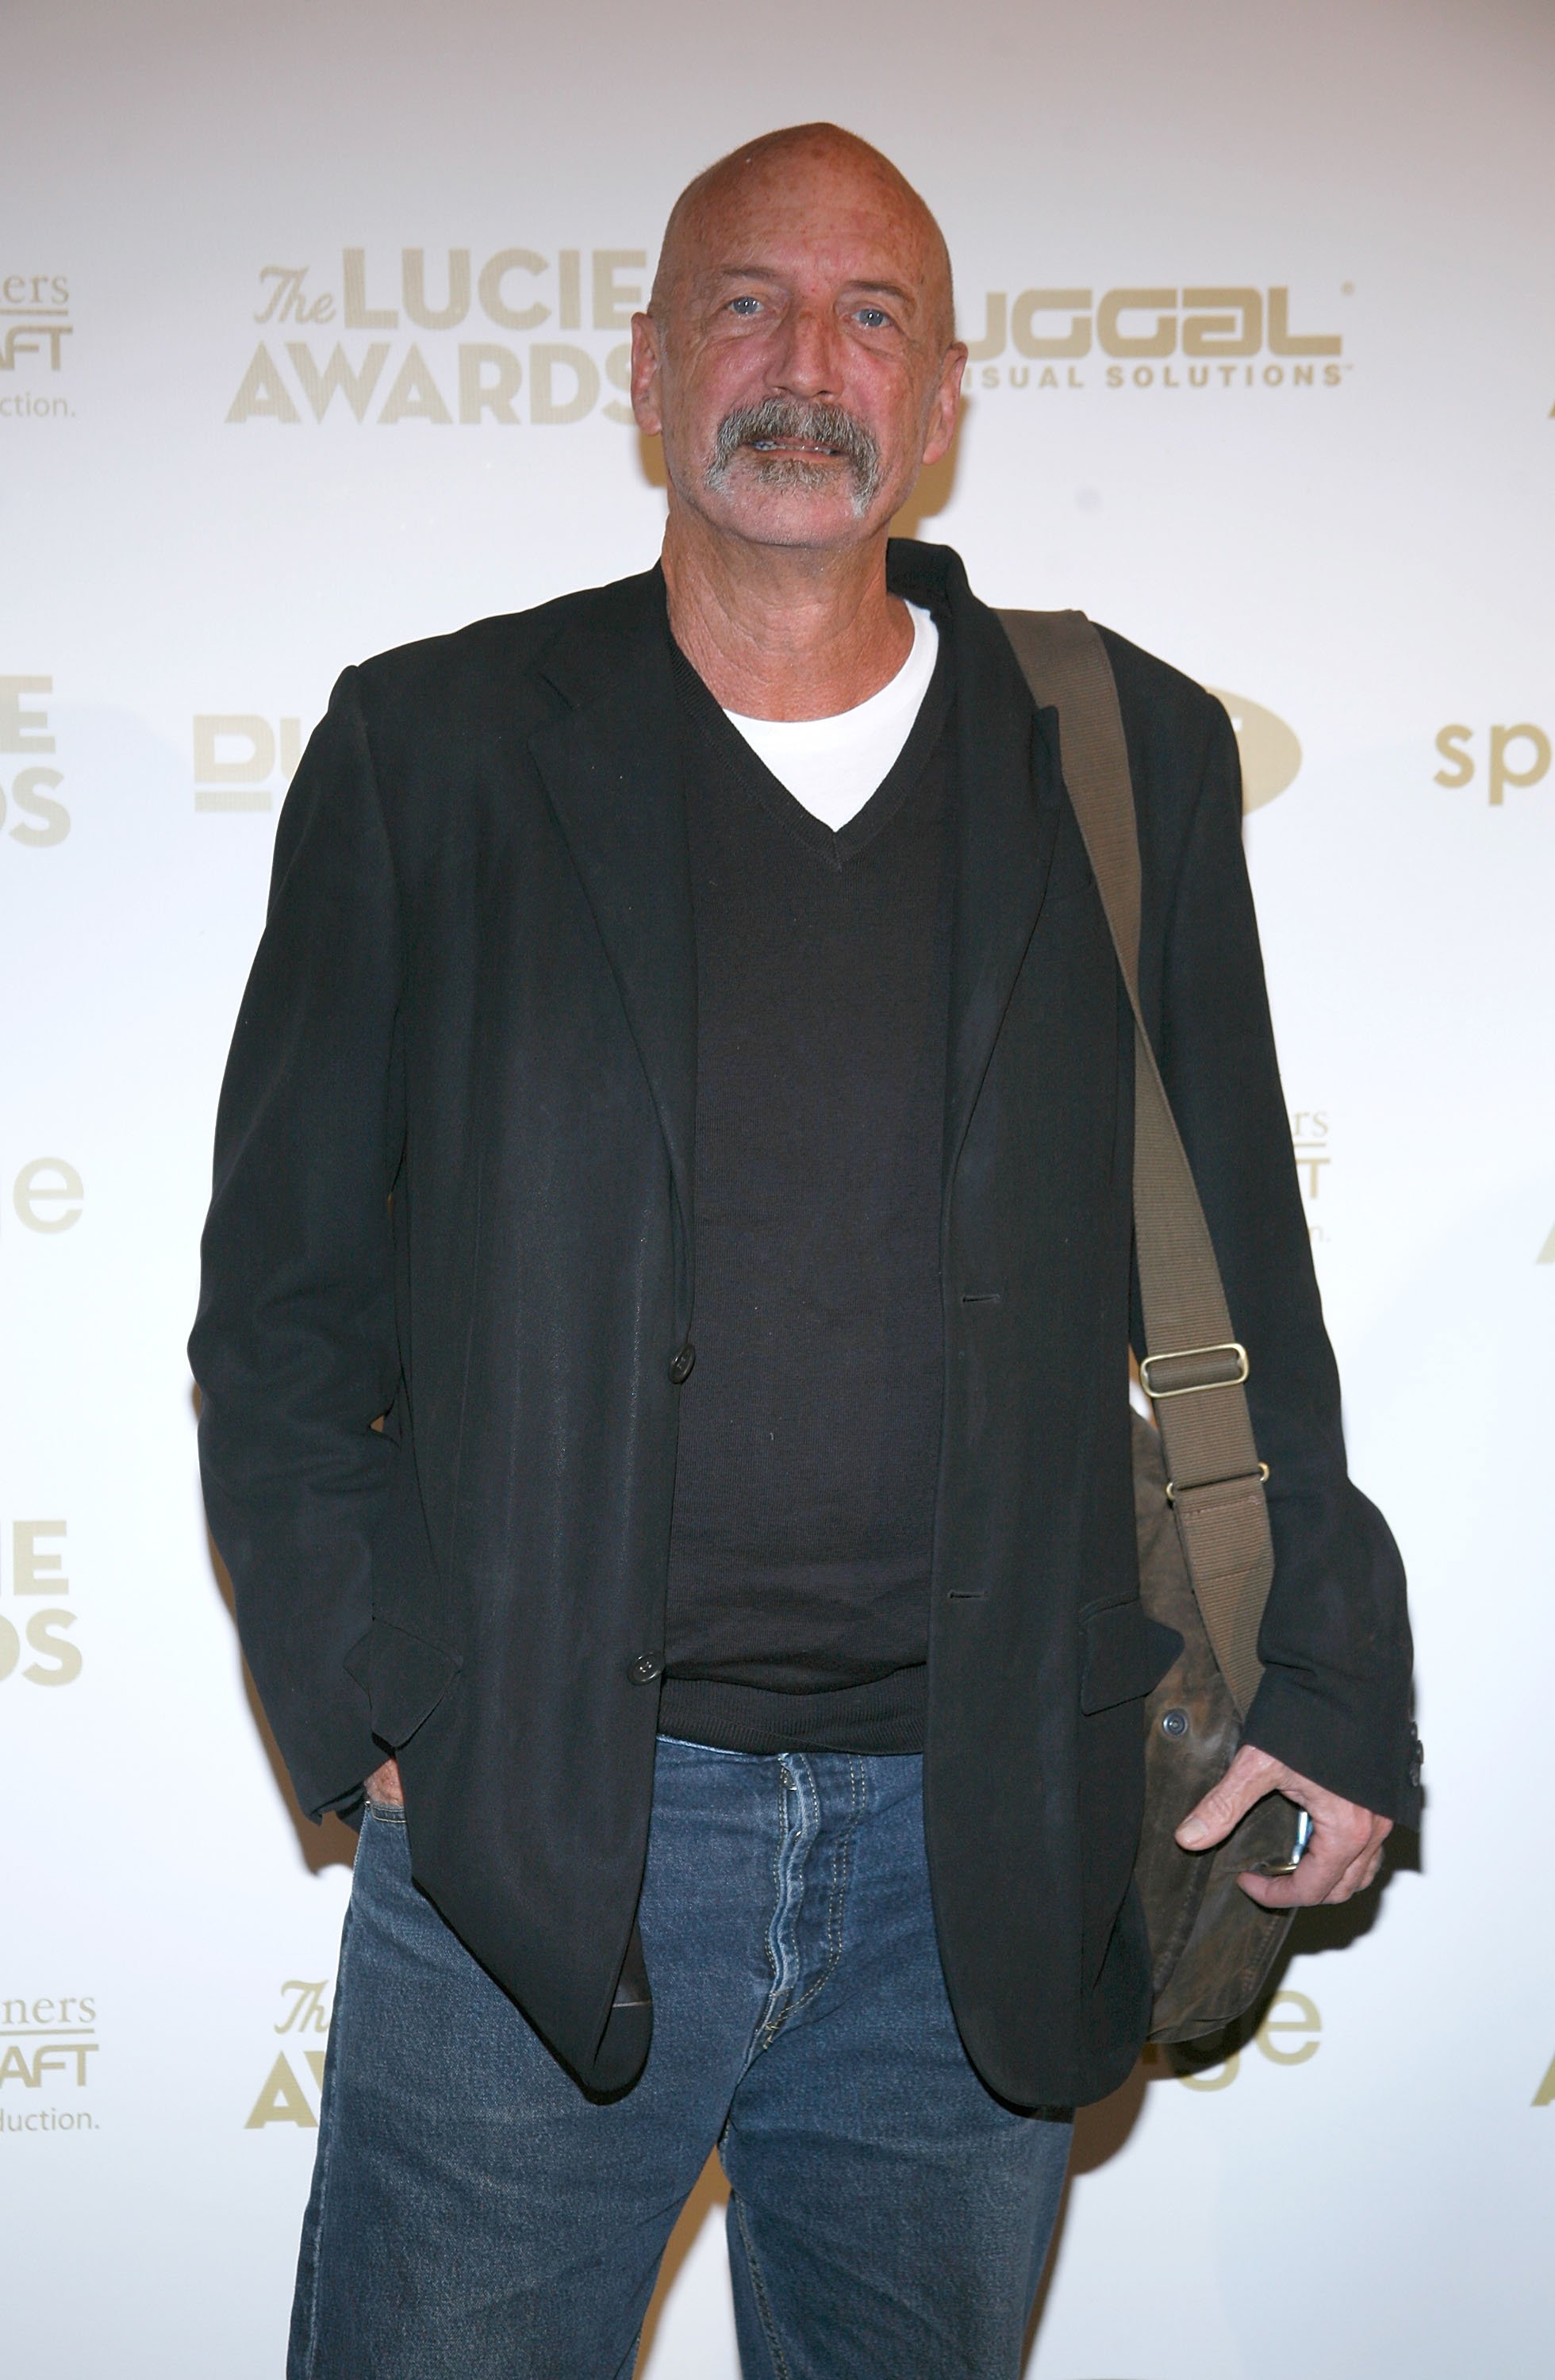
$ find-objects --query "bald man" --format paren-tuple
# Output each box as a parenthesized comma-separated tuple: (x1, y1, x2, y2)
(193, 124, 1418, 2380)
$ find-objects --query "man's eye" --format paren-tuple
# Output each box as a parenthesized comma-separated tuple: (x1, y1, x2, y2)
(728, 296, 763, 317)
(855, 307, 891, 330)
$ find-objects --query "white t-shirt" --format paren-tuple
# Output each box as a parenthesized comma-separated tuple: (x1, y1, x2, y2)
(720, 602, 940, 832)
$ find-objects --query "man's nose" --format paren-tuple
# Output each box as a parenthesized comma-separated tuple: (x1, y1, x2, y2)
(770, 302, 841, 400)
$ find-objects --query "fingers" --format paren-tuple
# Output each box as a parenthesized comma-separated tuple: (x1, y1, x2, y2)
(1236, 1819, 1391, 1909)
(1236, 1843, 1350, 1908)
(1323, 1833, 1388, 1904)
(1176, 1744, 1284, 1852)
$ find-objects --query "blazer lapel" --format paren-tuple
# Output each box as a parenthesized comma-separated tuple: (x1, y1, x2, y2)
(526, 552, 1063, 1236)
(528, 578, 697, 1241)
(942, 580, 1064, 1192)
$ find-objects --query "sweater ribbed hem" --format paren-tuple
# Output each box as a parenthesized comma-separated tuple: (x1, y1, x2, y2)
(656, 1665, 927, 1756)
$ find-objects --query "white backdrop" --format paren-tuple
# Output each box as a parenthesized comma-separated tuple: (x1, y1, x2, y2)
(4, 2, 1553, 2373)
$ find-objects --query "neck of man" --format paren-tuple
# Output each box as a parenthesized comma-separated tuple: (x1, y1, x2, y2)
(660, 505, 914, 723)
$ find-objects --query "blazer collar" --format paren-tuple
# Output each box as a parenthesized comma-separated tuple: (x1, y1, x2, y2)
(528, 569, 697, 1241)
(893, 544, 1064, 1196)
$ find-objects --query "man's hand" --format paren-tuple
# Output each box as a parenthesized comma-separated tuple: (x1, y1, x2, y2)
(366, 1755, 404, 1810)
(1175, 1743, 1391, 1908)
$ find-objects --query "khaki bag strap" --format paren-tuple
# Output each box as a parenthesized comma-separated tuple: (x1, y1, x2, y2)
(998, 608, 1272, 1717)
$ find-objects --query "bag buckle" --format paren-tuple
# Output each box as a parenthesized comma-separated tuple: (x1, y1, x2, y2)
(1140, 1340, 1249, 1401)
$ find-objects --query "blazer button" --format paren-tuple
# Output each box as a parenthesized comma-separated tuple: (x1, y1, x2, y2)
(668, 1343, 695, 1385)
(630, 1653, 662, 1683)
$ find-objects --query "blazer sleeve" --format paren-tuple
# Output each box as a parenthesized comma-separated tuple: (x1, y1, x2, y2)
(189, 666, 402, 1818)
(1153, 695, 1423, 1826)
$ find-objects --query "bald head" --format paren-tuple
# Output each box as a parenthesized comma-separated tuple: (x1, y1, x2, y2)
(651, 123, 955, 355)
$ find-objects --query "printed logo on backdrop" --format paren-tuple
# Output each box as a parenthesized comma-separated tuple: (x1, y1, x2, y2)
(959, 283, 1350, 394)
(0, 273, 72, 420)
(1, 678, 70, 846)
(246, 1979, 332, 2128)
(11, 1161, 83, 1234)
(1434, 721, 1549, 805)
(1207, 689, 1302, 811)
(0, 1521, 83, 1689)
(1143, 1988, 1323, 2088)
(1290, 1111, 1331, 1246)
(1434, 724, 1553, 1266)
(179, 692, 1302, 823)
(0, 1992, 98, 2132)
(194, 714, 303, 812)
(227, 248, 646, 429)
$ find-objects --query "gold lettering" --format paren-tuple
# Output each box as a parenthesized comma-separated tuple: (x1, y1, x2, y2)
(1256, 1989, 1320, 2066)
(378, 346, 454, 426)
(1011, 290, 1091, 359)
(194, 716, 275, 785)
(24, 1610, 82, 1686)
(1432, 725, 1474, 788)
(275, 1981, 331, 2036)
(1177, 2051, 1239, 2090)
(1267, 289, 1341, 357)
(1488, 724, 1549, 806)
(557, 250, 582, 330)
(244, 2053, 317, 2129)
(458, 344, 523, 424)
(602, 344, 633, 425)
(477, 250, 548, 332)
(225, 344, 301, 424)
(342, 249, 397, 330)
(530, 344, 599, 425)
(286, 342, 390, 423)
(1181, 288, 1261, 358)
(0, 676, 53, 753)
(962, 292, 1007, 360)
(7, 767, 68, 845)
(1097, 289, 1175, 359)
(402, 248, 470, 331)
(592, 250, 645, 331)
(13, 1158, 83, 1234)
(13, 1519, 67, 1596)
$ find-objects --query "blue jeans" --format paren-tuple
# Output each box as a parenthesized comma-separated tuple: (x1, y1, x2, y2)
(290, 1738, 1072, 2378)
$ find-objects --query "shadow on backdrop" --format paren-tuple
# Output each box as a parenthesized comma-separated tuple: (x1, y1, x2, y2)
(1023, 1825, 1418, 2363)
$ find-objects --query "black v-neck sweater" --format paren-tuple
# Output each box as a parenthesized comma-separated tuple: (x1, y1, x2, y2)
(658, 628, 956, 1756)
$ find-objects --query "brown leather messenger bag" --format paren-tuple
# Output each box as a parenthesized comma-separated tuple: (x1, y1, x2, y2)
(999, 608, 1300, 2042)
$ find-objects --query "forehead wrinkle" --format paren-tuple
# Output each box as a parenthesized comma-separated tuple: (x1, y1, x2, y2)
(698, 263, 923, 308)
(651, 124, 954, 348)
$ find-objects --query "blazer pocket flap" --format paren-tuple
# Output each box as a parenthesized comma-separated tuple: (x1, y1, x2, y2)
(1081, 1602, 1183, 1714)
(357, 1617, 462, 1747)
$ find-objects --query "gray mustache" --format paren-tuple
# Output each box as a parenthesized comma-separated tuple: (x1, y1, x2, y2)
(707, 398, 882, 506)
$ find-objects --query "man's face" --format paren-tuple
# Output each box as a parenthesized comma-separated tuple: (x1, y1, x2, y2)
(633, 147, 965, 556)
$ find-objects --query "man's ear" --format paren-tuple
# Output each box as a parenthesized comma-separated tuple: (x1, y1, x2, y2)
(921, 344, 967, 468)
(630, 313, 665, 436)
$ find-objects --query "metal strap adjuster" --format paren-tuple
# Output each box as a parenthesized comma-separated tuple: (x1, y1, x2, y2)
(1165, 1461, 1269, 1506)
(1140, 1340, 1249, 1400)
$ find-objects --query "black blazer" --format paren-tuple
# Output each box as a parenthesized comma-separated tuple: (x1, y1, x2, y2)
(190, 541, 1417, 2107)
